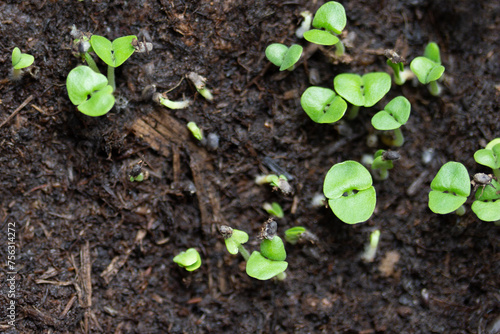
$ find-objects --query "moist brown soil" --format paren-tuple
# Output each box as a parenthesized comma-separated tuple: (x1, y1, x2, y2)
(1, 1, 499, 333)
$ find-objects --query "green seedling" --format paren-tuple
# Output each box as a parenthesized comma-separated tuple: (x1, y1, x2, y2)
(300, 86, 347, 123)
(323, 160, 376, 224)
(187, 72, 213, 101)
(284, 226, 306, 245)
(66, 66, 115, 117)
(90, 35, 137, 91)
(371, 96, 411, 147)
(474, 138, 500, 178)
(263, 202, 284, 218)
(129, 160, 147, 182)
(360, 229, 380, 263)
(173, 248, 202, 272)
(334, 72, 391, 119)
(471, 176, 500, 222)
(428, 162, 470, 215)
(303, 1, 346, 55)
(220, 220, 288, 281)
(219, 225, 250, 259)
(187, 122, 203, 141)
(410, 42, 445, 96)
(371, 150, 400, 181)
(255, 174, 292, 195)
(246, 220, 287, 280)
(385, 49, 414, 85)
(11, 47, 35, 81)
(153, 92, 191, 110)
(265, 43, 303, 71)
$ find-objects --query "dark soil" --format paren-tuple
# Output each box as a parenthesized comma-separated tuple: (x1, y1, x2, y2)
(1, 0, 499, 333)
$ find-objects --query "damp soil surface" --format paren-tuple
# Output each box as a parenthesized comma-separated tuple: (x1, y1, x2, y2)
(1, 0, 499, 333)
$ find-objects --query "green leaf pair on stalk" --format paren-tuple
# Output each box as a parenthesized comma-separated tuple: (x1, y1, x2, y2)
(67, 35, 138, 117)
(219, 221, 288, 281)
(428, 156, 500, 222)
(11, 47, 35, 81)
(410, 42, 445, 96)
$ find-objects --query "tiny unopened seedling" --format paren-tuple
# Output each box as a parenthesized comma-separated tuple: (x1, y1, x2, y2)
(219, 225, 250, 259)
(173, 248, 202, 271)
(187, 122, 203, 141)
(153, 92, 191, 109)
(129, 160, 148, 182)
(300, 86, 347, 123)
(255, 174, 292, 195)
(474, 138, 500, 178)
(295, 11, 312, 38)
(263, 202, 284, 218)
(385, 49, 414, 85)
(371, 96, 411, 147)
(360, 229, 380, 263)
(323, 160, 376, 224)
(428, 162, 470, 215)
(334, 72, 391, 119)
(371, 150, 400, 181)
(11, 47, 35, 81)
(410, 42, 445, 96)
(265, 43, 303, 71)
(471, 176, 500, 222)
(303, 1, 347, 55)
(187, 72, 213, 101)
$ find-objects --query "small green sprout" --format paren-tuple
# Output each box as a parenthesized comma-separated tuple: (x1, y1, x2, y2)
(90, 35, 137, 91)
(410, 42, 445, 96)
(173, 248, 202, 272)
(153, 92, 191, 109)
(265, 43, 303, 71)
(471, 177, 500, 222)
(333, 72, 391, 119)
(66, 66, 115, 117)
(219, 225, 250, 259)
(384, 49, 414, 85)
(263, 202, 284, 218)
(323, 160, 376, 224)
(303, 1, 346, 55)
(360, 229, 380, 263)
(428, 162, 470, 215)
(371, 150, 400, 181)
(371, 96, 411, 147)
(11, 47, 35, 81)
(246, 220, 287, 280)
(187, 122, 203, 141)
(300, 86, 347, 123)
(129, 160, 147, 182)
(284, 226, 306, 245)
(255, 174, 292, 195)
(187, 72, 213, 101)
(474, 138, 500, 178)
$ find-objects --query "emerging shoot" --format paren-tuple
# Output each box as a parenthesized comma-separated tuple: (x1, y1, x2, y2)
(173, 248, 202, 272)
(187, 122, 203, 141)
(255, 174, 292, 195)
(11, 47, 35, 81)
(263, 202, 284, 218)
(360, 229, 380, 263)
(295, 11, 313, 38)
(384, 49, 414, 85)
(153, 92, 191, 109)
(371, 150, 400, 181)
(187, 72, 213, 101)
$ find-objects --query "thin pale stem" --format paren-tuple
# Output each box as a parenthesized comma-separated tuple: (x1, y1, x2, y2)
(107, 66, 115, 92)
(455, 205, 466, 216)
(428, 80, 441, 96)
(237, 244, 250, 261)
(392, 128, 405, 147)
(346, 105, 360, 120)
(334, 40, 345, 56)
(84, 53, 100, 73)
